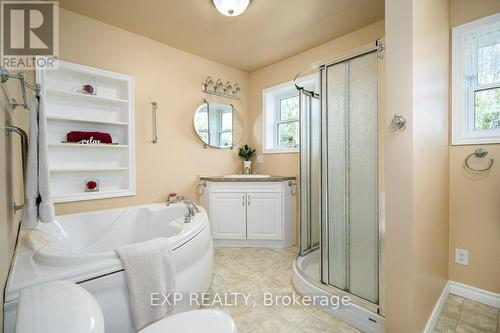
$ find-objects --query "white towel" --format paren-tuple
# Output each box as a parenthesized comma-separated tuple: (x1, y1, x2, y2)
(36, 94, 55, 223)
(21, 95, 39, 228)
(21, 94, 55, 228)
(116, 238, 176, 332)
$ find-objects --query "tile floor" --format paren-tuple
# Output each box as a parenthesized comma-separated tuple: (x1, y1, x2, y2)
(206, 247, 361, 333)
(434, 294, 500, 333)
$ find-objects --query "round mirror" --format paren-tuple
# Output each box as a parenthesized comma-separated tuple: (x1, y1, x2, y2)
(193, 101, 244, 148)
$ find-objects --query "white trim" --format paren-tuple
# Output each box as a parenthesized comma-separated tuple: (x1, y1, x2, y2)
(448, 280, 500, 309)
(423, 282, 450, 333)
(262, 74, 318, 154)
(423, 281, 500, 333)
(451, 12, 500, 145)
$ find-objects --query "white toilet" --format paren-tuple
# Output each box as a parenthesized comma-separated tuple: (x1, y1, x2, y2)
(15, 281, 236, 333)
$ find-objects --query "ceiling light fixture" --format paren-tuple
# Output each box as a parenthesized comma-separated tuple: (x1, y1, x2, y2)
(212, 0, 251, 17)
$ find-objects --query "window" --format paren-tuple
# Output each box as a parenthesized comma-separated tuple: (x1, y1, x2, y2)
(263, 75, 317, 153)
(452, 12, 500, 145)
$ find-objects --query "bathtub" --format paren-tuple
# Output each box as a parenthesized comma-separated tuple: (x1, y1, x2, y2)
(3, 203, 214, 333)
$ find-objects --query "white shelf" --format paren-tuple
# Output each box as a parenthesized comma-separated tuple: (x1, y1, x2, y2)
(47, 116, 128, 126)
(49, 143, 128, 149)
(52, 189, 135, 203)
(37, 59, 135, 203)
(46, 89, 129, 104)
(50, 167, 129, 173)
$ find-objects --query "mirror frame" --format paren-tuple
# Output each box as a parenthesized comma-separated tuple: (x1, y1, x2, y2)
(193, 99, 243, 149)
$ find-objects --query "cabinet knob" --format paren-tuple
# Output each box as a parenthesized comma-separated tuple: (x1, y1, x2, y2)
(247, 195, 251, 206)
(242, 195, 245, 206)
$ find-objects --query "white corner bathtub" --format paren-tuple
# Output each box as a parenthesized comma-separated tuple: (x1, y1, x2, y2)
(3, 203, 214, 333)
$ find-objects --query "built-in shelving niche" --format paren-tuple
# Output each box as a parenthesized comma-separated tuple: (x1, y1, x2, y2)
(36, 60, 135, 203)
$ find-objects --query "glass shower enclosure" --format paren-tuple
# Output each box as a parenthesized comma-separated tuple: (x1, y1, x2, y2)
(296, 43, 383, 316)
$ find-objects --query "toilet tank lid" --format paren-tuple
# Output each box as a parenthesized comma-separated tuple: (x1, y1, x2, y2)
(15, 280, 105, 333)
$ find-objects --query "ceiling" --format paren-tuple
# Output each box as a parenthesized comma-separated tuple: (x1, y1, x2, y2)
(58, 0, 385, 72)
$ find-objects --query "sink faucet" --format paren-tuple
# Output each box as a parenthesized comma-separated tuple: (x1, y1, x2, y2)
(166, 193, 200, 223)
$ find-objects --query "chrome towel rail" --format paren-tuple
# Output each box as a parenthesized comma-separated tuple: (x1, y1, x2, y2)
(0, 67, 41, 110)
(465, 148, 494, 172)
(6, 124, 28, 214)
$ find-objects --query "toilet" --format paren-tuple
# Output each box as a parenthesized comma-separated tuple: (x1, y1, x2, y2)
(15, 281, 236, 333)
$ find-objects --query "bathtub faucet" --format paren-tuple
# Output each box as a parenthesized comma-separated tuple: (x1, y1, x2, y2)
(166, 194, 200, 223)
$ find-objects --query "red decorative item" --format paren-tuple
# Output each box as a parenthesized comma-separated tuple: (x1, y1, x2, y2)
(85, 179, 99, 192)
(67, 131, 113, 144)
(82, 83, 96, 95)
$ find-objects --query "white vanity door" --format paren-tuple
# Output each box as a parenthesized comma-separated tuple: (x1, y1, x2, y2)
(246, 192, 283, 240)
(211, 192, 247, 239)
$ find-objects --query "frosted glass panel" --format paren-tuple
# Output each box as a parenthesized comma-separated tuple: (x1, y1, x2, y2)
(327, 63, 347, 289)
(326, 51, 379, 304)
(347, 52, 378, 303)
(310, 95, 321, 249)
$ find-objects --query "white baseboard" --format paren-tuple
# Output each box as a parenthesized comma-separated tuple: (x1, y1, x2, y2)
(448, 280, 500, 309)
(423, 280, 500, 333)
(423, 282, 450, 333)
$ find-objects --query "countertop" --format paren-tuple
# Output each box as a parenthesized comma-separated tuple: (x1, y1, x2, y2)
(199, 175, 296, 182)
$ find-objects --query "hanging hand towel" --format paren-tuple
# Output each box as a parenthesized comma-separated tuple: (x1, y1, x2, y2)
(21, 94, 55, 228)
(21, 95, 39, 228)
(116, 238, 176, 332)
(37, 94, 55, 223)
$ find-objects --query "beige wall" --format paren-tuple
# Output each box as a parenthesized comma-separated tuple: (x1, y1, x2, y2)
(247, 20, 385, 176)
(55, 9, 249, 215)
(1, 75, 30, 331)
(412, 0, 450, 330)
(385, 0, 450, 332)
(448, 0, 500, 294)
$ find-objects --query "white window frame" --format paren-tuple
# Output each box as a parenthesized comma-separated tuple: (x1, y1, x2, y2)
(262, 74, 317, 154)
(452, 12, 500, 145)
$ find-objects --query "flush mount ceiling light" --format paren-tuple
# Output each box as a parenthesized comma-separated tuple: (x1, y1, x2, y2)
(212, 0, 251, 16)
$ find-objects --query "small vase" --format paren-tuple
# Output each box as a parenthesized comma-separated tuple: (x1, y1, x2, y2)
(243, 160, 252, 174)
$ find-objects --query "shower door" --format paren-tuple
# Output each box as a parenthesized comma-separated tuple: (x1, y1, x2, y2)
(322, 50, 379, 306)
(299, 88, 321, 256)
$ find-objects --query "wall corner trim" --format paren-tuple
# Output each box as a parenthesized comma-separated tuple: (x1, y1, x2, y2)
(423, 281, 500, 333)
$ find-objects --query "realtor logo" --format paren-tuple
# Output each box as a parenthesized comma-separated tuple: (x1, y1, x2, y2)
(1, 1, 59, 69)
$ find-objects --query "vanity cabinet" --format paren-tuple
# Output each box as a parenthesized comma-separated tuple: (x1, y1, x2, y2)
(199, 178, 296, 248)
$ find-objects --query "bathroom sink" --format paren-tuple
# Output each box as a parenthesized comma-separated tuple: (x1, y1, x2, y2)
(224, 174, 271, 178)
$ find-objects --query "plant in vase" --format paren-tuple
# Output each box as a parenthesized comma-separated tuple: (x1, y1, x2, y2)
(238, 144, 256, 175)
(286, 135, 296, 148)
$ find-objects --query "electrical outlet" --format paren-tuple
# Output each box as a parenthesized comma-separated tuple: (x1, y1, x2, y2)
(455, 248, 469, 266)
(256, 154, 264, 163)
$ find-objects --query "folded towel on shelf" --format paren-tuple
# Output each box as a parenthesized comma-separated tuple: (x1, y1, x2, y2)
(66, 131, 113, 144)
(116, 238, 176, 332)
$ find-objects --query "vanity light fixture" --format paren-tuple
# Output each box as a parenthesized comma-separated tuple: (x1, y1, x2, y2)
(201, 76, 241, 99)
(212, 0, 251, 16)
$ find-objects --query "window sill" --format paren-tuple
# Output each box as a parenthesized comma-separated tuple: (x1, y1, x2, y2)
(263, 147, 299, 154)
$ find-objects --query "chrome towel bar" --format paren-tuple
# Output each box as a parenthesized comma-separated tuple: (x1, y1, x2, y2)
(6, 124, 28, 214)
(465, 148, 494, 172)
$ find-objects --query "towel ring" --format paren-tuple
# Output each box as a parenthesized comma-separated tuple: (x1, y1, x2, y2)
(196, 182, 206, 196)
(464, 148, 494, 172)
